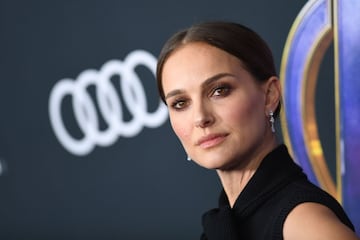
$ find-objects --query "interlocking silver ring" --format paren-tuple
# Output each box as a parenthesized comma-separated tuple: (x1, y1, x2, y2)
(48, 50, 168, 156)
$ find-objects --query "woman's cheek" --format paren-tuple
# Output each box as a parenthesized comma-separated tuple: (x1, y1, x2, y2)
(227, 97, 261, 124)
(170, 117, 192, 142)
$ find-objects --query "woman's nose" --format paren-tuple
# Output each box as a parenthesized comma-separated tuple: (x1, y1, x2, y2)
(194, 103, 215, 128)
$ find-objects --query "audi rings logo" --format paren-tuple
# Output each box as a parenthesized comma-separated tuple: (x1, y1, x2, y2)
(48, 50, 168, 156)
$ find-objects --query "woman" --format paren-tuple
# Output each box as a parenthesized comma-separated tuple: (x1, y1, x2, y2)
(156, 21, 357, 240)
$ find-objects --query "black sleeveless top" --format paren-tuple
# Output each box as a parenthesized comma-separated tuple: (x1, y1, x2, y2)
(201, 144, 354, 240)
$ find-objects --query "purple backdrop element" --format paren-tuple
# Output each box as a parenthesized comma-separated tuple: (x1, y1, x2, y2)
(335, 0, 360, 231)
(281, 0, 359, 233)
(281, 0, 330, 188)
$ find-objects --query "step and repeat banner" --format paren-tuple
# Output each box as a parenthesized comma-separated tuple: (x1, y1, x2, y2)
(0, 0, 358, 239)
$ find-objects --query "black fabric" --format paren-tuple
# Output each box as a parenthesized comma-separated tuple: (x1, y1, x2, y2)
(201, 144, 354, 240)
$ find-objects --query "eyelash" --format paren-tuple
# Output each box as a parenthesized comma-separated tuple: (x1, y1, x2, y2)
(210, 84, 232, 97)
(170, 98, 188, 110)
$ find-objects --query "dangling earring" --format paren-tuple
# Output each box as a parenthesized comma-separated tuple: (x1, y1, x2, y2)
(269, 110, 275, 133)
(187, 155, 192, 161)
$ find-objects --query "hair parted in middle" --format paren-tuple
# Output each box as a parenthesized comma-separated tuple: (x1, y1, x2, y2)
(156, 21, 281, 117)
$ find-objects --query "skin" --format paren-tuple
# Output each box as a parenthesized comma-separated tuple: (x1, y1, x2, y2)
(283, 202, 359, 240)
(161, 42, 280, 206)
(161, 42, 358, 240)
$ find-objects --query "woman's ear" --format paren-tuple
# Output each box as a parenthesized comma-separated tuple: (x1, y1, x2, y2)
(264, 76, 281, 112)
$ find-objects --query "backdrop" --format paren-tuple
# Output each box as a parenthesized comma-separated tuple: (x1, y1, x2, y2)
(0, 0, 358, 239)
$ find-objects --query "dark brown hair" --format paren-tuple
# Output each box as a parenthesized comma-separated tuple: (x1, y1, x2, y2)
(156, 21, 280, 117)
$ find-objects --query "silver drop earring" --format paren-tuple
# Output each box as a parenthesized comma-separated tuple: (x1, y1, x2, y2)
(187, 155, 192, 161)
(269, 110, 275, 133)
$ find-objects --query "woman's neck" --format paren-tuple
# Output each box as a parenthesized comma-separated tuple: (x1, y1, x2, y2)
(217, 168, 257, 208)
(216, 140, 278, 208)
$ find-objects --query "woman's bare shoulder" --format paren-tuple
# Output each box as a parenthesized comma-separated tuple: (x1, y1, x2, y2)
(283, 202, 359, 240)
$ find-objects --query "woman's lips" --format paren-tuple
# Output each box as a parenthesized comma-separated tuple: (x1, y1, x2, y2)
(196, 133, 228, 149)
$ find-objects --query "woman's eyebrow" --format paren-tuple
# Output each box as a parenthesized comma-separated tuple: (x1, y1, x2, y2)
(200, 73, 236, 89)
(164, 73, 236, 100)
(165, 89, 185, 100)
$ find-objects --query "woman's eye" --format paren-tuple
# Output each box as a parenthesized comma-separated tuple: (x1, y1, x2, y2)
(171, 100, 188, 110)
(212, 85, 231, 97)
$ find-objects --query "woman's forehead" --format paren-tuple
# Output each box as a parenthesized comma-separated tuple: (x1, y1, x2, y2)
(163, 42, 244, 77)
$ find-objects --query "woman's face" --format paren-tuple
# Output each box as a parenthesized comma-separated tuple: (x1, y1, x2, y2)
(161, 42, 275, 170)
